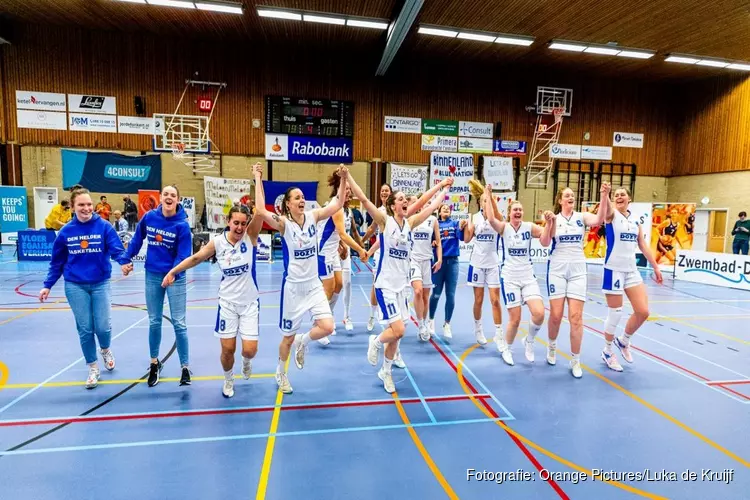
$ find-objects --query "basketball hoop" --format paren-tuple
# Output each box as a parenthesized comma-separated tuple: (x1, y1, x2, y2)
(553, 107, 565, 124)
(172, 143, 186, 159)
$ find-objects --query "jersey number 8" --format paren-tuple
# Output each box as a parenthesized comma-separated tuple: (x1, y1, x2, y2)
(219, 320, 226, 331)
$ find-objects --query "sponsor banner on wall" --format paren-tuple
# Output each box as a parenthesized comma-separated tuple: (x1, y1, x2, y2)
(0, 186, 29, 240)
(390, 164, 428, 195)
(180, 196, 196, 228)
(458, 121, 493, 138)
(138, 190, 160, 219)
(69, 113, 117, 133)
(118, 116, 156, 135)
(429, 152, 473, 218)
(613, 132, 644, 148)
(550, 144, 582, 159)
(68, 94, 117, 115)
(421, 135, 458, 152)
(204, 176, 253, 230)
(16, 110, 68, 130)
(264, 134, 352, 163)
(422, 119, 458, 136)
(118, 231, 149, 262)
(484, 156, 514, 190)
(493, 140, 527, 156)
(458, 137, 493, 154)
(62, 149, 162, 193)
(384, 116, 421, 133)
(16, 229, 56, 261)
(581, 145, 613, 160)
(581, 201, 652, 264)
(15, 90, 66, 111)
(651, 203, 696, 270)
(675, 250, 750, 291)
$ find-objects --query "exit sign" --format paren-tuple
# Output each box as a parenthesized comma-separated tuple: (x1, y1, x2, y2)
(198, 97, 213, 112)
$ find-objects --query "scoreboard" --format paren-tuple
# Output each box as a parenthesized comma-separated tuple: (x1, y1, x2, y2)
(265, 96, 354, 138)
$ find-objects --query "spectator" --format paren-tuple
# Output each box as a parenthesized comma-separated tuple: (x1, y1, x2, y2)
(96, 196, 112, 221)
(45, 200, 72, 230)
(112, 210, 128, 232)
(731, 211, 750, 255)
(123, 195, 138, 230)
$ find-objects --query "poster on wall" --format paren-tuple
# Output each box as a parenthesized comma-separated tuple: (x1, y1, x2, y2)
(62, 150, 162, 193)
(138, 190, 160, 219)
(0, 186, 29, 244)
(179, 196, 196, 228)
(581, 201, 652, 265)
(390, 164, 428, 195)
(204, 176, 253, 230)
(484, 156, 514, 191)
(650, 203, 696, 270)
(429, 152, 474, 221)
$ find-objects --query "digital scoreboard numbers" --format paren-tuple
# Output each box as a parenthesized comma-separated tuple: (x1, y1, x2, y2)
(265, 96, 354, 138)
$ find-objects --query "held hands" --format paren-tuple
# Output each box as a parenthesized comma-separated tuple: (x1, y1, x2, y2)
(600, 181, 611, 197)
(39, 288, 50, 302)
(459, 219, 468, 230)
(543, 210, 555, 224)
(161, 272, 176, 288)
(253, 162, 263, 179)
(440, 177, 454, 188)
(337, 164, 349, 180)
(121, 263, 134, 276)
(432, 259, 442, 273)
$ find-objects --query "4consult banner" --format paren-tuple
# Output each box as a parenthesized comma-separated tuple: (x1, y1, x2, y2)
(62, 149, 162, 193)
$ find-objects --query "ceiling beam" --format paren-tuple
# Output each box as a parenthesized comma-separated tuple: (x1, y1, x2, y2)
(375, 0, 424, 76)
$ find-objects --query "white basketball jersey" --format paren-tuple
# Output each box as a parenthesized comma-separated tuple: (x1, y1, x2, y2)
(374, 216, 412, 292)
(549, 212, 586, 264)
(373, 206, 387, 261)
(281, 211, 320, 283)
(500, 221, 534, 280)
(411, 215, 436, 261)
(317, 199, 340, 259)
(214, 232, 258, 306)
(604, 209, 640, 272)
(470, 212, 500, 268)
(343, 207, 353, 235)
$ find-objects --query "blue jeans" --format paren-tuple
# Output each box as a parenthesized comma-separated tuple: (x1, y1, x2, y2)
(733, 239, 749, 255)
(429, 256, 459, 323)
(145, 271, 189, 366)
(64, 281, 112, 364)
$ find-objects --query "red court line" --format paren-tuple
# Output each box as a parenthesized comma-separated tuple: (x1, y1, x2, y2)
(706, 380, 750, 386)
(0, 394, 490, 428)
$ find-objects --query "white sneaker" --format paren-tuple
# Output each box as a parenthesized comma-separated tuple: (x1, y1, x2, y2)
(615, 337, 634, 363)
(443, 323, 452, 340)
(419, 323, 430, 342)
(570, 359, 583, 378)
(293, 334, 306, 369)
(524, 337, 535, 362)
(494, 334, 507, 353)
(86, 365, 100, 389)
(343, 318, 354, 331)
(393, 350, 406, 369)
(222, 377, 235, 398)
(101, 349, 115, 371)
(275, 372, 292, 394)
(378, 368, 395, 393)
(242, 358, 253, 379)
(367, 316, 376, 332)
(427, 319, 435, 335)
(367, 334, 380, 366)
(602, 350, 623, 372)
(318, 336, 330, 346)
(475, 328, 487, 346)
(546, 344, 557, 365)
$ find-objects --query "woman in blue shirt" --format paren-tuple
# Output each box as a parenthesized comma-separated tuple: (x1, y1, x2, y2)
(125, 185, 192, 387)
(39, 188, 132, 389)
(428, 204, 466, 339)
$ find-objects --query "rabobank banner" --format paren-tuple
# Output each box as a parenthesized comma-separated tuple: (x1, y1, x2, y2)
(265, 134, 352, 163)
(674, 250, 750, 291)
(62, 149, 162, 193)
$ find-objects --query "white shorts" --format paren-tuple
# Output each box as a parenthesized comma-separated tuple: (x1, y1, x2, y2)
(375, 288, 410, 325)
(410, 259, 434, 288)
(280, 279, 332, 335)
(467, 265, 500, 288)
(547, 261, 587, 302)
(319, 254, 342, 280)
(602, 268, 643, 295)
(215, 299, 259, 341)
(501, 277, 542, 308)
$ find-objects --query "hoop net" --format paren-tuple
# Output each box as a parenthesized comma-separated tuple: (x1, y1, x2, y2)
(553, 108, 565, 124)
(172, 143, 186, 159)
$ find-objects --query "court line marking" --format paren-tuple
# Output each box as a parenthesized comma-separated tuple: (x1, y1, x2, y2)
(457, 343, 667, 499)
(0, 417, 505, 457)
(402, 366, 437, 424)
(0, 394, 492, 427)
(1, 373, 276, 389)
(706, 379, 750, 386)
(527, 330, 750, 468)
(255, 356, 289, 500)
(392, 392, 458, 499)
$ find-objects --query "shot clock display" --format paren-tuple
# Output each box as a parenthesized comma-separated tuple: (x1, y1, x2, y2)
(265, 96, 354, 138)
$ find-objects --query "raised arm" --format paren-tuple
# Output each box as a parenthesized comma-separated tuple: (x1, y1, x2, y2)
(539, 210, 556, 246)
(408, 188, 448, 228)
(253, 163, 286, 234)
(313, 165, 347, 223)
(483, 185, 506, 234)
(348, 174, 387, 230)
(162, 239, 217, 288)
(432, 218, 443, 272)
(333, 209, 366, 256)
(637, 224, 663, 284)
(583, 182, 611, 227)
(406, 177, 453, 217)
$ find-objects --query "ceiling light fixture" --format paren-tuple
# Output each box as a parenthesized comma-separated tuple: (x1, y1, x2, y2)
(549, 42, 587, 52)
(457, 32, 497, 43)
(695, 59, 730, 68)
(116, 0, 147, 4)
(494, 35, 534, 46)
(583, 46, 620, 55)
(616, 50, 654, 59)
(665, 55, 699, 64)
(550, 40, 655, 59)
(418, 25, 533, 46)
(727, 63, 750, 71)
(257, 8, 302, 20)
(146, 0, 195, 8)
(195, 1, 243, 14)
(418, 26, 458, 37)
(346, 19, 389, 30)
(304, 14, 346, 25)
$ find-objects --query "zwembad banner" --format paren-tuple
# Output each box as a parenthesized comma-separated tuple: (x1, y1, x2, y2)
(62, 150, 162, 193)
(675, 250, 750, 291)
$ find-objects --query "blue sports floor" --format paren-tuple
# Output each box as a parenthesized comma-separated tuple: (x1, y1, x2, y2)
(0, 248, 748, 499)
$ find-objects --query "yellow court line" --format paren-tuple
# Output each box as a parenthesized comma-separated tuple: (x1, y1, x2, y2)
(527, 334, 750, 468)
(2, 373, 275, 389)
(0, 361, 8, 391)
(456, 344, 666, 499)
(392, 392, 459, 499)
(256, 357, 289, 500)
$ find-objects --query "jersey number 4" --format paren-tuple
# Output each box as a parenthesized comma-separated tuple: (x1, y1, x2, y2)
(614, 280, 621, 289)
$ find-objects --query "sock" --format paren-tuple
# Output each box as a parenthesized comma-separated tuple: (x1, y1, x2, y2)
(276, 358, 285, 374)
(474, 319, 482, 330)
(571, 353, 580, 362)
(383, 356, 393, 374)
(549, 340, 557, 349)
(330, 292, 339, 310)
(621, 332, 633, 346)
(528, 320, 543, 340)
(494, 324, 503, 335)
(242, 356, 252, 365)
(342, 277, 352, 317)
(604, 339, 614, 354)
(301, 332, 312, 346)
(224, 369, 233, 381)
(374, 337, 384, 348)
(370, 305, 378, 318)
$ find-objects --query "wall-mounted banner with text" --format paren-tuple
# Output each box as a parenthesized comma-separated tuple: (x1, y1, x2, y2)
(613, 132, 644, 148)
(69, 113, 117, 133)
(550, 143, 582, 159)
(17, 110, 67, 130)
(581, 145, 613, 160)
(62, 149, 162, 193)
(421, 135, 458, 152)
(422, 119, 458, 136)
(0, 186, 29, 236)
(118, 116, 155, 135)
(484, 156, 514, 190)
(458, 137, 493, 154)
(264, 134, 352, 163)
(458, 121, 493, 138)
(68, 94, 117, 115)
(15, 90, 66, 111)
(675, 250, 750, 291)
(384, 116, 421, 134)
(493, 140, 527, 156)
(429, 152, 474, 219)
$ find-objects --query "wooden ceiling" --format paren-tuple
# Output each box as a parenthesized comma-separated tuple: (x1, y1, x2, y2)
(0, 0, 748, 80)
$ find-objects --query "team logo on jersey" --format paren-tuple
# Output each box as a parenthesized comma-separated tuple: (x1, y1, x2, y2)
(389, 248, 409, 259)
(558, 234, 583, 243)
(414, 232, 430, 241)
(223, 264, 249, 276)
(294, 248, 316, 259)
(508, 248, 528, 256)
(476, 233, 495, 242)
(620, 233, 638, 242)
